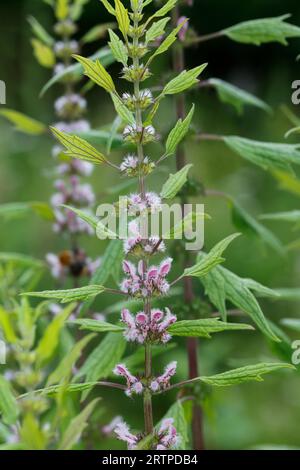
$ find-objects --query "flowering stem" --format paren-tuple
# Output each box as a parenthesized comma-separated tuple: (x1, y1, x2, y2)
(132, 4, 154, 438)
(171, 5, 205, 451)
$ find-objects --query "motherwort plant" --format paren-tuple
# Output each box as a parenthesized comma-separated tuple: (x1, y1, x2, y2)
(25, 0, 295, 450)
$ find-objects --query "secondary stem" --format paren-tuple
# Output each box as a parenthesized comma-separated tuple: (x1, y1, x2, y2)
(171, 5, 205, 451)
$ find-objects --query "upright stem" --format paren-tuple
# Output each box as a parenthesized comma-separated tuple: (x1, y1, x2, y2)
(132, 7, 153, 437)
(171, 6, 205, 451)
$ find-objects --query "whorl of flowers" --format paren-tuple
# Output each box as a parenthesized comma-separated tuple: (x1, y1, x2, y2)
(46, 9, 97, 282)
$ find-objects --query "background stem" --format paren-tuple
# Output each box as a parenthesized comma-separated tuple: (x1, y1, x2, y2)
(171, 5, 205, 451)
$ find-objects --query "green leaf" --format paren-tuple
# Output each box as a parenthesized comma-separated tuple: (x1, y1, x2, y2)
(199, 362, 295, 387)
(0, 306, 17, 343)
(165, 105, 195, 156)
(108, 29, 128, 65)
(28, 16, 54, 46)
(160, 400, 188, 450)
(161, 164, 193, 200)
(31, 39, 55, 68)
(114, 0, 130, 39)
(41, 48, 114, 96)
(201, 265, 280, 341)
(76, 333, 126, 400)
(20, 414, 46, 450)
(147, 0, 177, 22)
(183, 233, 240, 278)
(51, 127, 108, 164)
(81, 22, 116, 44)
(208, 78, 271, 114)
(99, 0, 116, 16)
(0, 109, 46, 135)
(281, 318, 300, 332)
(76, 128, 123, 148)
(111, 93, 135, 124)
(224, 15, 300, 46)
(162, 64, 207, 96)
(0, 376, 19, 425)
(145, 17, 170, 44)
(163, 211, 209, 240)
(148, 19, 187, 64)
(71, 319, 124, 333)
(272, 170, 300, 197)
(61, 205, 98, 232)
(35, 304, 75, 364)
(70, 0, 90, 20)
(0, 252, 44, 269)
(230, 199, 284, 254)
(0, 201, 54, 221)
(56, 0, 69, 20)
(260, 210, 300, 223)
(224, 136, 300, 173)
(80, 240, 123, 315)
(73, 54, 115, 92)
(19, 382, 100, 398)
(168, 319, 254, 338)
(46, 333, 96, 386)
(59, 399, 100, 450)
(275, 288, 300, 301)
(24, 285, 106, 304)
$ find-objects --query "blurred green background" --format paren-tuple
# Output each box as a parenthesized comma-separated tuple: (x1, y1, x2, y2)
(1, 0, 300, 449)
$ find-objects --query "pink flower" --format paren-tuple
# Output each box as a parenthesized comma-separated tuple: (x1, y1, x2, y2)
(114, 422, 138, 450)
(121, 307, 176, 344)
(149, 362, 177, 393)
(156, 418, 179, 449)
(102, 416, 123, 436)
(113, 364, 144, 396)
(178, 17, 189, 42)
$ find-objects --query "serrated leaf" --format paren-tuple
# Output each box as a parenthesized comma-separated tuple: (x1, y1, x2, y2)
(59, 399, 100, 450)
(71, 319, 124, 333)
(209, 78, 271, 114)
(162, 64, 207, 96)
(168, 319, 254, 338)
(31, 39, 55, 68)
(148, 20, 187, 64)
(147, 0, 177, 23)
(108, 29, 128, 65)
(76, 128, 123, 148)
(51, 127, 108, 164)
(41, 48, 114, 96)
(183, 233, 240, 278)
(163, 211, 208, 240)
(76, 333, 126, 400)
(115, 0, 130, 39)
(19, 382, 100, 398)
(0, 376, 19, 425)
(201, 265, 280, 341)
(229, 199, 284, 254)
(73, 54, 115, 92)
(28, 16, 54, 46)
(161, 164, 193, 200)
(224, 136, 300, 173)
(81, 22, 116, 44)
(160, 400, 188, 450)
(35, 303, 75, 364)
(0, 109, 46, 135)
(224, 15, 300, 46)
(165, 105, 195, 156)
(99, 0, 116, 16)
(46, 333, 95, 386)
(111, 93, 135, 124)
(145, 17, 170, 44)
(24, 285, 105, 303)
(199, 362, 295, 387)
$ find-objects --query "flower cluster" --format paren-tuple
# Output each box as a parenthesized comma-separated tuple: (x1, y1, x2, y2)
(114, 361, 177, 397)
(123, 123, 156, 144)
(121, 307, 176, 344)
(124, 220, 165, 256)
(120, 155, 155, 177)
(114, 418, 179, 450)
(120, 258, 172, 298)
(127, 192, 162, 215)
(46, 14, 97, 280)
